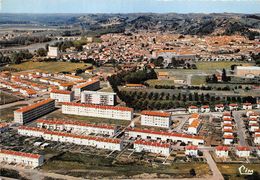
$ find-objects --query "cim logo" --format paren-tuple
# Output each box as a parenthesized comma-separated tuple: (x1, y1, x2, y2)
(238, 165, 254, 175)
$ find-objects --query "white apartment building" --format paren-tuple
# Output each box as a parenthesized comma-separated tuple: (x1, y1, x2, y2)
(50, 89, 74, 102)
(36, 119, 117, 136)
(134, 140, 171, 156)
(14, 99, 56, 124)
(62, 102, 133, 121)
(81, 91, 116, 106)
(235, 146, 251, 158)
(126, 128, 204, 145)
(73, 80, 100, 97)
(229, 104, 238, 111)
(18, 126, 123, 151)
(0, 149, 44, 168)
(215, 146, 229, 158)
(185, 145, 198, 156)
(140, 111, 171, 128)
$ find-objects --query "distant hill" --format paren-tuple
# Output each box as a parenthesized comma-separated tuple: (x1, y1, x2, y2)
(1, 13, 259, 38)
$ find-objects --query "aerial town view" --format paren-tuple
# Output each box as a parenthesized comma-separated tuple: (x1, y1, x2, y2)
(0, 0, 260, 179)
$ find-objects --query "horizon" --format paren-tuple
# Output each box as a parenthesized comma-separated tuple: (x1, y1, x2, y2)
(1, 0, 260, 14)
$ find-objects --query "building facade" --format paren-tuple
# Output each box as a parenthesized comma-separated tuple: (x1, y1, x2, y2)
(50, 89, 74, 102)
(62, 102, 133, 120)
(81, 91, 116, 106)
(134, 140, 171, 156)
(0, 149, 44, 168)
(14, 99, 55, 124)
(140, 111, 171, 128)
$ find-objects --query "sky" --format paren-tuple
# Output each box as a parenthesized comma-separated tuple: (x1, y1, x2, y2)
(0, 0, 260, 14)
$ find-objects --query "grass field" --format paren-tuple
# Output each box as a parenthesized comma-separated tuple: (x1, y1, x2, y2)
(0, 91, 20, 105)
(146, 79, 176, 87)
(217, 163, 260, 180)
(10, 62, 90, 73)
(0, 104, 27, 122)
(45, 110, 131, 126)
(42, 152, 210, 179)
(191, 75, 207, 85)
(195, 62, 255, 70)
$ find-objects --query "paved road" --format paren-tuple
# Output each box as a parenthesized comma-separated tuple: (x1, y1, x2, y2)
(203, 150, 224, 180)
(233, 111, 247, 146)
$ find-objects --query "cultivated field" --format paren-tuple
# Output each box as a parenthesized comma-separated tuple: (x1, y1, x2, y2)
(195, 61, 255, 70)
(10, 62, 90, 73)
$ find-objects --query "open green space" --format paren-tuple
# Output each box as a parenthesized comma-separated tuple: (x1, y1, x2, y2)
(195, 61, 255, 70)
(217, 163, 260, 180)
(0, 104, 27, 122)
(41, 152, 210, 179)
(146, 79, 176, 87)
(191, 75, 207, 86)
(45, 110, 131, 126)
(0, 91, 21, 105)
(10, 62, 90, 73)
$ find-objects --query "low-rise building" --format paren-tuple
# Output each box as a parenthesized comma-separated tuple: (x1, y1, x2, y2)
(185, 145, 198, 156)
(215, 146, 229, 158)
(188, 106, 199, 114)
(140, 111, 171, 128)
(14, 99, 55, 124)
(242, 103, 253, 110)
(223, 135, 234, 145)
(81, 91, 116, 106)
(235, 146, 250, 158)
(188, 119, 201, 135)
(126, 128, 204, 145)
(18, 126, 123, 151)
(215, 104, 224, 112)
(36, 119, 117, 136)
(50, 89, 74, 102)
(229, 104, 238, 111)
(62, 102, 133, 121)
(134, 140, 171, 156)
(200, 105, 210, 113)
(254, 134, 260, 144)
(0, 149, 44, 168)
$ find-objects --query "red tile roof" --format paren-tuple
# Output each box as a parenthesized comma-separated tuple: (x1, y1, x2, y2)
(134, 140, 170, 148)
(185, 145, 198, 150)
(36, 119, 115, 130)
(50, 89, 72, 95)
(141, 111, 171, 117)
(215, 104, 224, 108)
(0, 149, 41, 159)
(18, 126, 121, 144)
(189, 106, 198, 109)
(62, 102, 133, 112)
(216, 146, 229, 151)
(15, 99, 55, 113)
(223, 135, 234, 139)
(127, 128, 203, 140)
(236, 146, 250, 151)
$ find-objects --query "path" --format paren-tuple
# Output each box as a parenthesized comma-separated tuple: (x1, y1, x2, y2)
(203, 150, 224, 180)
